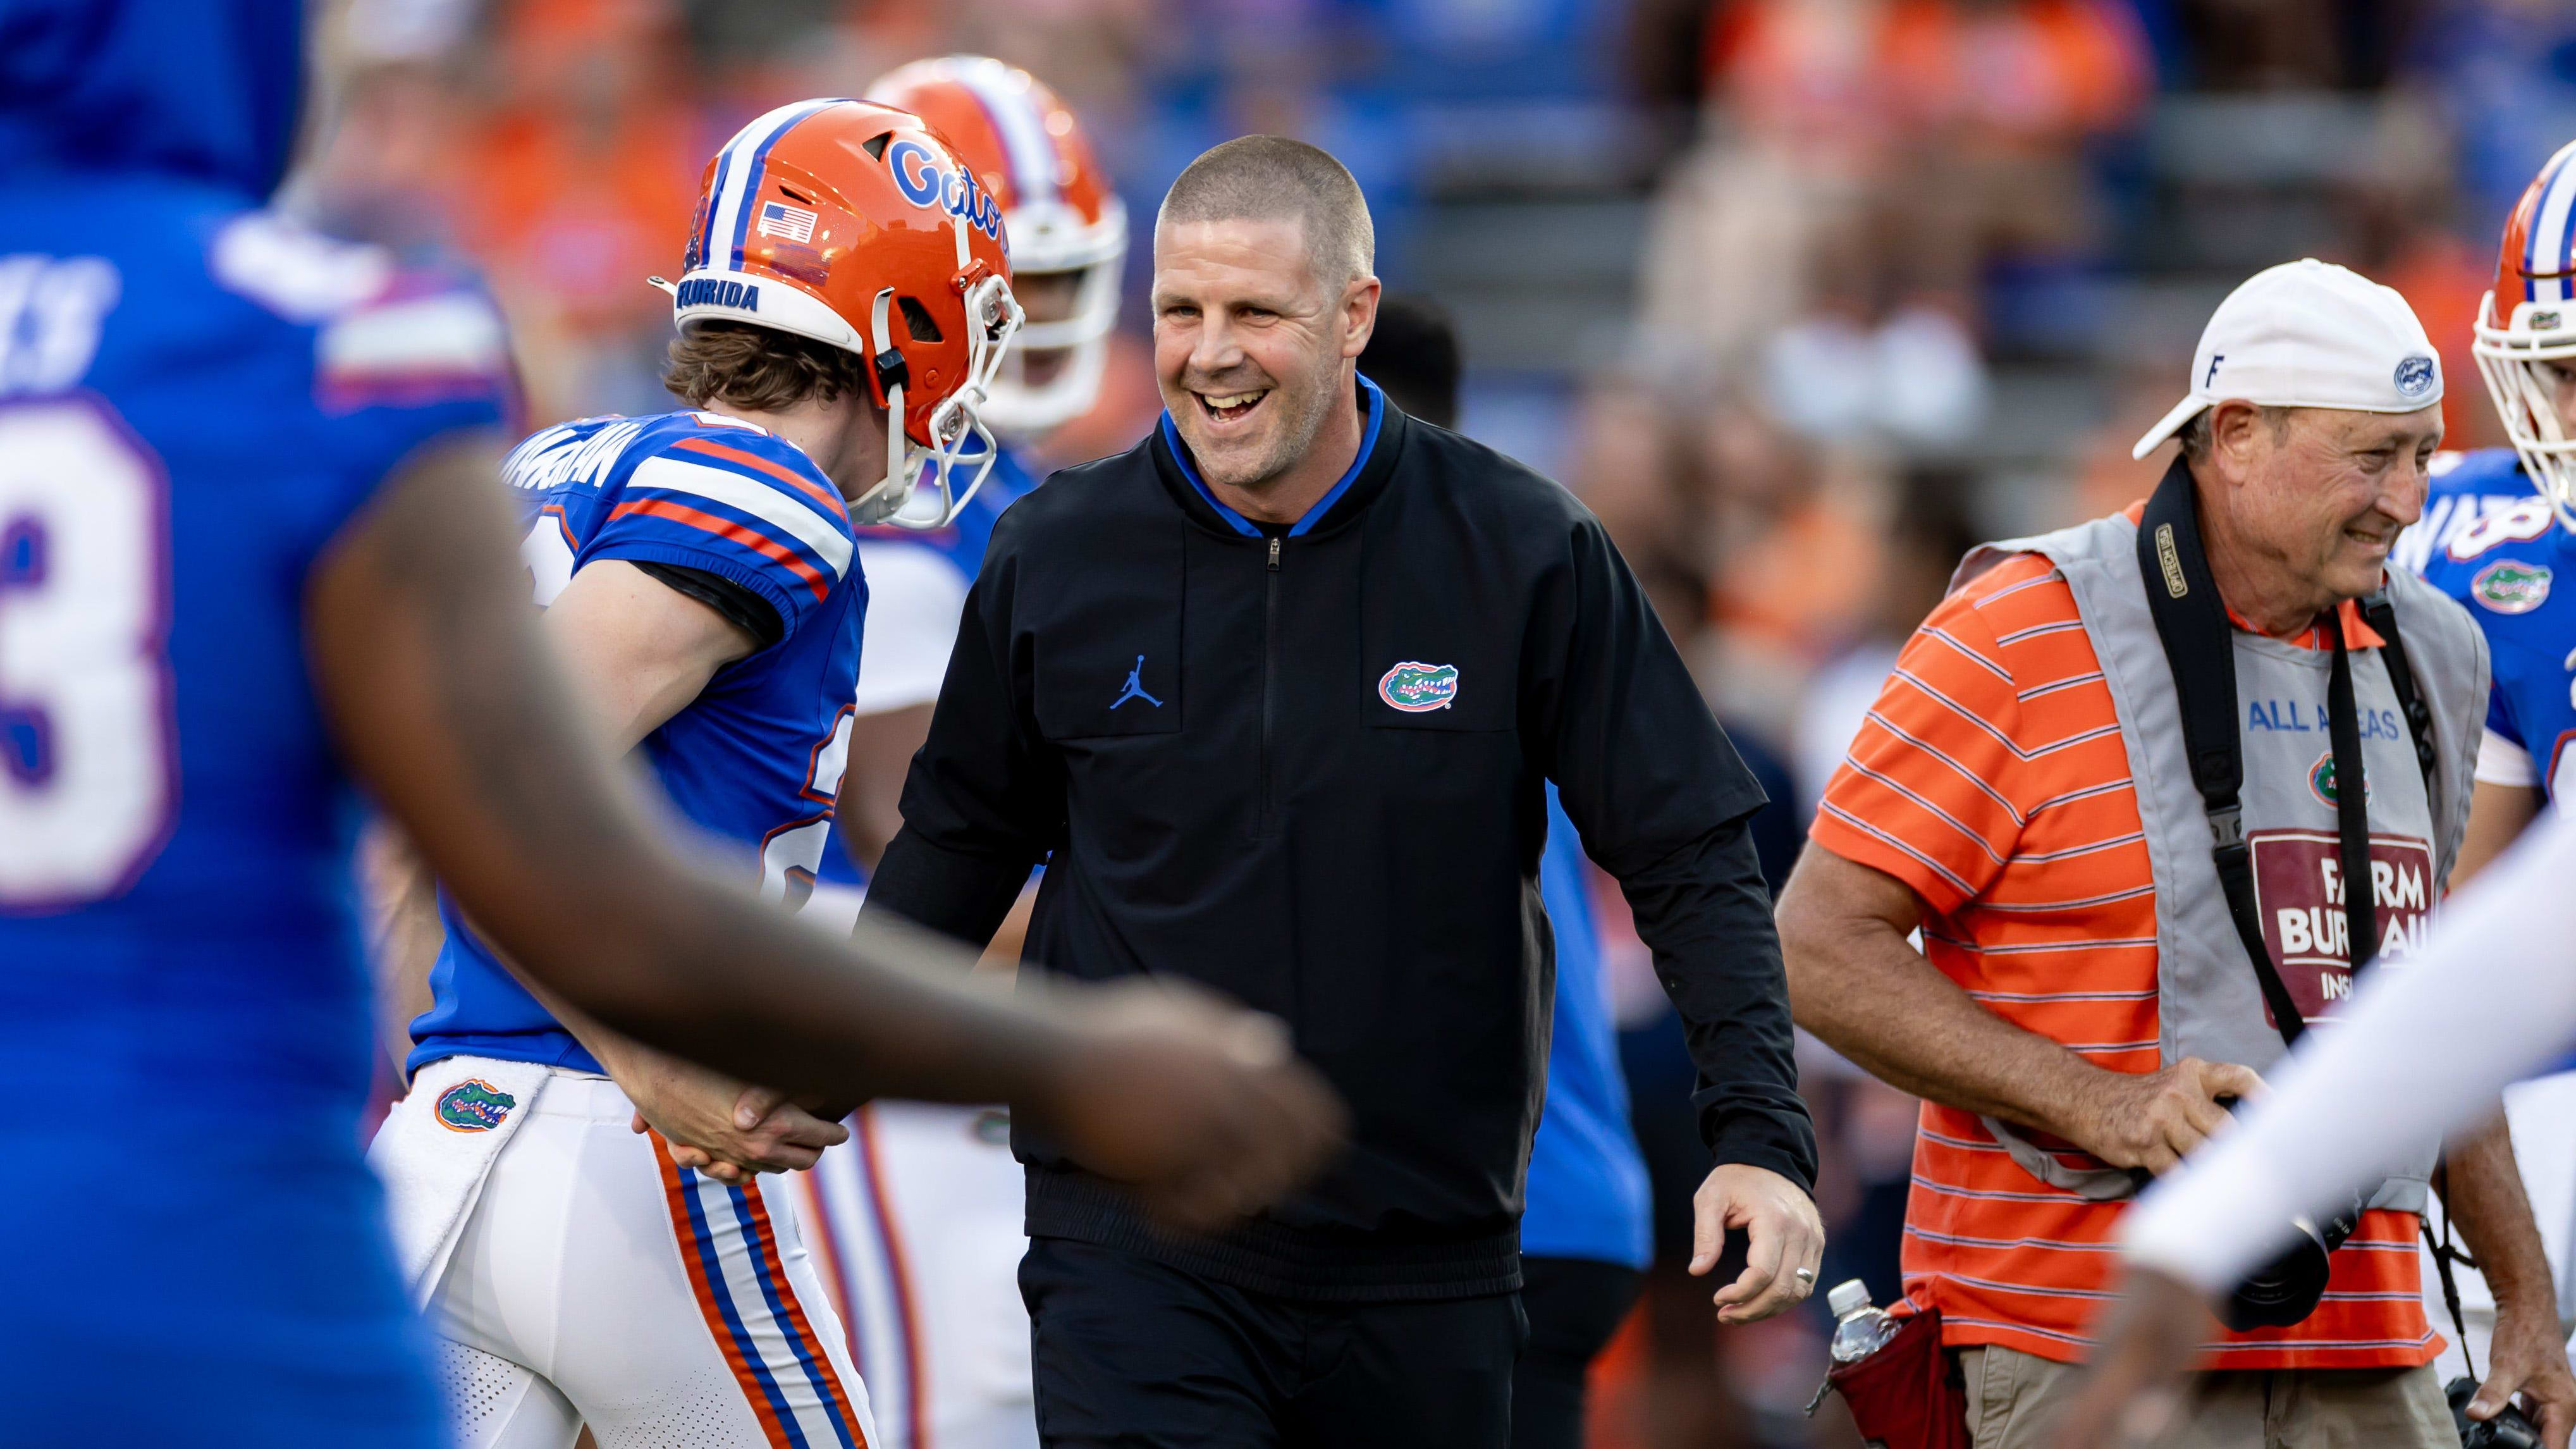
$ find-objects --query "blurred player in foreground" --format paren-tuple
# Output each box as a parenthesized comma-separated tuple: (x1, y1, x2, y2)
(790, 56, 1129, 1449)
(0, 6, 1339, 1444)
(2054, 135, 2576, 1449)
(1359, 293, 1657, 1449)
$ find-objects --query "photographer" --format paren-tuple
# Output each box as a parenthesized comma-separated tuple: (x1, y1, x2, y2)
(1776, 260, 2566, 1446)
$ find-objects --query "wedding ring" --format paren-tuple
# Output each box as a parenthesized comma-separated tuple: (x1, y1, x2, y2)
(1793, 1267, 1816, 1282)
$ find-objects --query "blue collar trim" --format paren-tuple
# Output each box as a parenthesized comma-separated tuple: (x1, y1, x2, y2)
(1159, 375, 1386, 539)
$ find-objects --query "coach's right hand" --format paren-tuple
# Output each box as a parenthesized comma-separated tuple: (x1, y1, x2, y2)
(606, 1039, 850, 1182)
(1025, 979, 1346, 1233)
(2061, 1056, 2265, 1176)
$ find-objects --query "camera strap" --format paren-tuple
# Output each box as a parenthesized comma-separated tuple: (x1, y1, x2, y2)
(2133, 459, 2436, 1047)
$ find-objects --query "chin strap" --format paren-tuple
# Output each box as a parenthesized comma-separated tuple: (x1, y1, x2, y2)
(847, 287, 913, 526)
(838, 233, 1029, 531)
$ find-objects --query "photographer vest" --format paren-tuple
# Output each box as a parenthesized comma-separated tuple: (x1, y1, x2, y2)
(1949, 496, 2486, 1212)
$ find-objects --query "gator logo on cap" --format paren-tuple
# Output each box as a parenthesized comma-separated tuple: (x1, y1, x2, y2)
(2307, 750, 2372, 809)
(2472, 558, 2552, 614)
(1378, 661, 1459, 713)
(434, 1078, 518, 1133)
(2394, 354, 2437, 398)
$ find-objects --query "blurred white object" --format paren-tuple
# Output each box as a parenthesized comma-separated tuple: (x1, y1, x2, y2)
(340, 0, 478, 65)
(1871, 306, 1987, 448)
(1760, 314, 1877, 441)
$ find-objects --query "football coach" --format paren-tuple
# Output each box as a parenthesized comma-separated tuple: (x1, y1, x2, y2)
(862, 135, 1822, 1448)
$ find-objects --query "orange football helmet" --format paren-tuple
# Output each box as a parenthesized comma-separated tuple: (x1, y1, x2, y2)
(866, 57, 1125, 439)
(2477, 135, 2576, 531)
(663, 97, 1022, 527)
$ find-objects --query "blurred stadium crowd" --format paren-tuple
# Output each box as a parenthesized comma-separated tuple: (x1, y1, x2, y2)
(292, 0, 2576, 1444)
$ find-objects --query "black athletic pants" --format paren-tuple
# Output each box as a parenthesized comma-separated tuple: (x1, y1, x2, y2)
(1510, 1257, 1645, 1449)
(1022, 1236, 1527, 1448)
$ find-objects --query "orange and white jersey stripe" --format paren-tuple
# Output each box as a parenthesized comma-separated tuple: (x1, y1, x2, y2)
(1811, 538, 2439, 1371)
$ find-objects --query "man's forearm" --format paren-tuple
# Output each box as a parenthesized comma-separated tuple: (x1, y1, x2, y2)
(1619, 818, 1817, 1187)
(861, 827, 1035, 954)
(2441, 1109, 2560, 1321)
(1786, 903, 2113, 1140)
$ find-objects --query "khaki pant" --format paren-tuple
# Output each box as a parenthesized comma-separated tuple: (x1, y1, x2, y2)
(1958, 1345, 2455, 1449)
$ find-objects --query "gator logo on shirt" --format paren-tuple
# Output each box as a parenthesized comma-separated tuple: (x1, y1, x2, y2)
(434, 1078, 518, 1133)
(2472, 558, 2552, 614)
(2307, 751, 2372, 809)
(1378, 661, 1459, 713)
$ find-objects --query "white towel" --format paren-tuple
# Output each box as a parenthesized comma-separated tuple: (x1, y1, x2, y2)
(368, 1056, 552, 1308)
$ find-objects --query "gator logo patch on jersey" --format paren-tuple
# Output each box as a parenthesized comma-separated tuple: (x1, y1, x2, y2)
(1379, 661, 1459, 713)
(2307, 751, 2372, 809)
(2472, 558, 2552, 614)
(435, 1078, 519, 1132)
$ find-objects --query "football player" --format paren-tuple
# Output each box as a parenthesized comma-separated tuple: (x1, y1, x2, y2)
(2428, 137, 2576, 849)
(366, 98, 1062, 1449)
(0, 8, 1336, 1434)
(790, 56, 1128, 1449)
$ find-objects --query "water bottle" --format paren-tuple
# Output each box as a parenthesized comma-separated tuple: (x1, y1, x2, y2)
(1827, 1279, 1901, 1364)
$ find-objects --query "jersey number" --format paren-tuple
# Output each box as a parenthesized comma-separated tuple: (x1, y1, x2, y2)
(760, 707, 853, 910)
(0, 402, 175, 910)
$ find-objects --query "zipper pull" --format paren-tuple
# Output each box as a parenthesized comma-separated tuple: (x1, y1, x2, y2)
(1268, 536, 1281, 570)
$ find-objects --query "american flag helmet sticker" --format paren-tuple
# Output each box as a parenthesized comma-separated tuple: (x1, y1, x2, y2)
(757, 200, 818, 244)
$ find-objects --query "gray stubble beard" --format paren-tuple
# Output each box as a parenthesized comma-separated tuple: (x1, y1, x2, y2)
(1186, 348, 1345, 494)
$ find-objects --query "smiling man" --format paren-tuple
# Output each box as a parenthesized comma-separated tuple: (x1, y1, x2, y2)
(1777, 259, 2555, 1448)
(861, 135, 1822, 1448)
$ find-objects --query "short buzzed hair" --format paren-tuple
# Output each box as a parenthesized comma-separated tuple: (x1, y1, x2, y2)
(1157, 135, 1375, 285)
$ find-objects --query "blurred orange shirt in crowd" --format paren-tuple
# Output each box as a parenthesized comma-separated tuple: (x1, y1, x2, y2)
(451, 0, 703, 341)
(1705, 0, 2146, 168)
(1808, 526, 2439, 1371)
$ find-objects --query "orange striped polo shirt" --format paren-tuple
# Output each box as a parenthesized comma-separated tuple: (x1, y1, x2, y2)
(1810, 541, 2439, 1370)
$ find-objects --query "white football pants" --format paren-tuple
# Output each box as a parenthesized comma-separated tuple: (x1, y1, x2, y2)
(423, 1070, 874, 1449)
(792, 1101, 1038, 1449)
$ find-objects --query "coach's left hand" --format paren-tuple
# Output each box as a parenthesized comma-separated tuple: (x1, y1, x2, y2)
(1692, 1162, 1825, 1324)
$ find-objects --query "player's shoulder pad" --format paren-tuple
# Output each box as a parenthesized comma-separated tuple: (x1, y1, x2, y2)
(2427, 446, 2530, 498)
(209, 211, 511, 410)
(613, 409, 856, 576)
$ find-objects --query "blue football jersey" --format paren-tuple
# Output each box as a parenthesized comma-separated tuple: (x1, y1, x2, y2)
(2421, 486, 2576, 803)
(0, 3, 511, 1436)
(409, 410, 864, 1076)
(2394, 447, 2537, 575)
(814, 443, 1033, 889)
(1521, 787, 1653, 1269)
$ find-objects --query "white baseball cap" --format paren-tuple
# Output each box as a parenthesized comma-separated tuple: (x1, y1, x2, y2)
(2131, 258, 2444, 460)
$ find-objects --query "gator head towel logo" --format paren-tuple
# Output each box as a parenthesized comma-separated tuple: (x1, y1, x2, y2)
(2472, 558, 2552, 614)
(434, 1078, 519, 1133)
(2307, 750, 2372, 810)
(1378, 661, 1459, 713)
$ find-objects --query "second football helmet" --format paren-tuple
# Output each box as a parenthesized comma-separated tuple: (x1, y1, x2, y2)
(665, 98, 1023, 528)
(2477, 135, 2576, 532)
(866, 57, 1125, 440)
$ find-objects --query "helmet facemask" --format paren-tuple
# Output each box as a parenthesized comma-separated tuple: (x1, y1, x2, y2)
(850, 256, 1025, 530)
(2474, 290, 2576, 533)
(981, 250, 1120, 438)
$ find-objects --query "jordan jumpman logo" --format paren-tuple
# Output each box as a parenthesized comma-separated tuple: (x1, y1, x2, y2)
(1111, 655, 1163, 709)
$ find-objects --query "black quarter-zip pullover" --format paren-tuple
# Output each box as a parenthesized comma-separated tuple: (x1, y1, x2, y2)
(865, 379, 1816, 1301)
